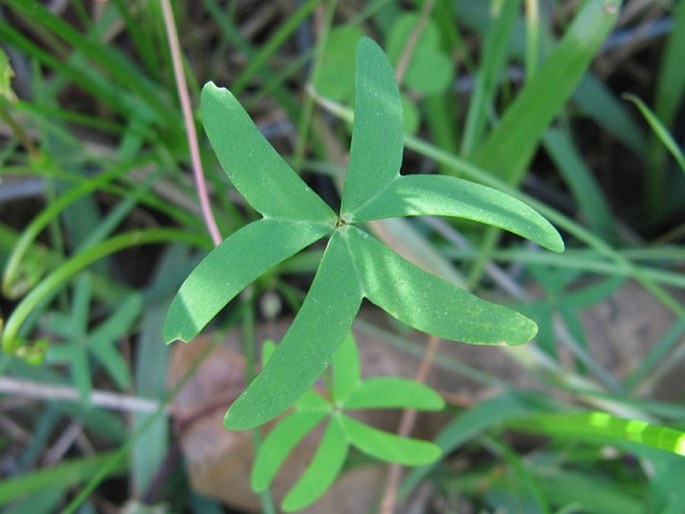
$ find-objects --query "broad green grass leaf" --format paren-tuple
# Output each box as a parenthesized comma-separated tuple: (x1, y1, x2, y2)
(163, 219, 330, 343)
(345, 225, 537, 345)
(339, 414, 440, 465)
(281, 420, 349, 512)
(201, 82, 335, 221)
(351, 174, 564, 252)
(225, 232, 363, 430)
(344, 377, 444, 410)
(341, 38, 403, 214)
(331, 332, 361, 404)
(472, 0, 620, 184)
(251, 411, 327, 492)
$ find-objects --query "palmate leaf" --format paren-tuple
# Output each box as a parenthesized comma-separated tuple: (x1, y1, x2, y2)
(253, 332, 443, 511)
(164, 37, 564, 431)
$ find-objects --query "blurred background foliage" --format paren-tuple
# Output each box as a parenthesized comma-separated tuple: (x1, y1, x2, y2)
(0, 0, 684, 512)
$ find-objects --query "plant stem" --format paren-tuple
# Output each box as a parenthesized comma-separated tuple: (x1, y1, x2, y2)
(0, 101, 40, 159)
(379, 334, 440, 514)
(394, 0, 436, 83)
(160, 0, 222, 246)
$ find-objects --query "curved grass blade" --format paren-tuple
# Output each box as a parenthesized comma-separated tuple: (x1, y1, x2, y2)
(345, 226, 538, 345)
(201, 82, 335, 221)
(341, 37, 403, 215)
(163, 219, 330, 343)
(2, 164, 130, 298)
(2, 229, 205, 354)
(624, 94, 685, 174)
(251, 411, 328, 492)
(344, 377, 444, 411)
(352, 174, 564, 252)
(281, 419, 349, 512)
(339, 414, 440, 466)
(224, 232, 363, 430)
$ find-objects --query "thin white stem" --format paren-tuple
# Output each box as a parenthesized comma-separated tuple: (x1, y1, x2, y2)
(0, 377, 163, 414)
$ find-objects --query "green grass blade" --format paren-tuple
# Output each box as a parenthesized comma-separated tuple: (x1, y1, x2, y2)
(472, 0, 620, 184)
(339, 414, 440, 466)
(400, 391, 541, 497)
(653, 0, 685, 127)
(163, 219, 330, 343)
(352, 174, 564, 252)
(251, 411, 328, 492)
(543, 127, 616, 241)
(132, 245, 182, 495)
(534, 468, 643, 514)
(224, 232, 363, 430)
(201, 82, 335, 221)
(281, 419, 349, 512)
(2, 229, 206, 354)
(624, 94, 685, 174)
(90, 294, 142, 389)
(508, 411, 685, 456)
(460, 0, 521, 156)
(231, 0, 322, 95)
(341, 37, 403, 215)
(344, 377, 444, 411)
(4, 0, 170, 121)
(2, 164, 130, 298)
(0, 451, 127, 503)
(574, 74, 645, 152)
(345, 226, 538, 345)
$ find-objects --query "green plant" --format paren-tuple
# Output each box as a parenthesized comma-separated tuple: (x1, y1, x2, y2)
(4, 1, 685, 512)
(163, 37, 564, 432)
(253, 333, 443, 511)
